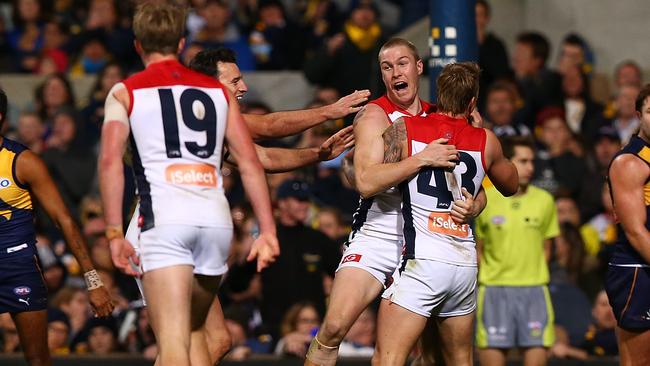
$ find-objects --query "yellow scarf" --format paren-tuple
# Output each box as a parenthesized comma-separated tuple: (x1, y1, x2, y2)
(344, 21, 381, 51)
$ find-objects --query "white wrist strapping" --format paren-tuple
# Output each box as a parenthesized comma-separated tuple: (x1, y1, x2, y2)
(84, 269, 104, 290)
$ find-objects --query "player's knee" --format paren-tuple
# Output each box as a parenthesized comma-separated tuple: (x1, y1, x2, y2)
(319, 318, 349, 345)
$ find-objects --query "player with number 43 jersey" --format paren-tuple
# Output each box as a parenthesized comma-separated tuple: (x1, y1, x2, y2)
(374, 62, 518, 366)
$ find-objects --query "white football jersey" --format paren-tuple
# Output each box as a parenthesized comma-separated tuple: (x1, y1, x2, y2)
(401, 113, 487, 266)
(348, 96, 435, 241)
(123, 60, 232, 231)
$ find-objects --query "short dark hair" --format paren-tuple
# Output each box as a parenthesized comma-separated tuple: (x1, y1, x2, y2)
(436, 62, 480, 115)
(636, 84, 650, 113)
(517, 32, 550, 64)
(501, 136, 535, 160)
(189, 48, 237, 77)
(486, 80, 516, 101)
(562, 33, 586, 49)
(0, 89, 7, 129)
(476, 0, 491, 16)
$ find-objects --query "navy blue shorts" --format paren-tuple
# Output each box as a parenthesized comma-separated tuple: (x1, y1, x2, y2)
(605, 265, 650, 331)
(0, 255, 48, 314)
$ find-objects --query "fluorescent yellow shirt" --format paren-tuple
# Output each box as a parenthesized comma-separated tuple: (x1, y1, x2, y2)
(476, 185, 559, 286)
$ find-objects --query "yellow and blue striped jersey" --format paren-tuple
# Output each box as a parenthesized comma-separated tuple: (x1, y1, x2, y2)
(0, 138, 35, 259)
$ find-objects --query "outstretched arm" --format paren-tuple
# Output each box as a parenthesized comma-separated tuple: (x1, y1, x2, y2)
(228, 126, 354, 173)
(225, 90, 279, 271)
(244, 90, 370, 139)
(17, 151, 114, 317)
(610, 154, 650, 264)
(354, 106, 458, 199)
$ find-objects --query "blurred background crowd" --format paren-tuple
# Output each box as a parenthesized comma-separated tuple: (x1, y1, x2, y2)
(0, 0, 645, 362)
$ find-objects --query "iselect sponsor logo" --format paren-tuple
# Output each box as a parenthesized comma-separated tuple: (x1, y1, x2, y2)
(165, 163, 217, 187)
(427, 212, 469, 238)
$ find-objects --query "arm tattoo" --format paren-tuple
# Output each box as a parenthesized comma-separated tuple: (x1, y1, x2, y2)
(382, 119, 406, 163)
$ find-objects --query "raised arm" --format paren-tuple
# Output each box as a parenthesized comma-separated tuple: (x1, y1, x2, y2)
(483, 129, 518, 197)
(609, 154, 650, 263)
(228, 126, 354, 173)
(354, 106, 457, 199)
(243, 90, 370, 139)
(224, 90, 279, 271)
(17, 151, 114, 316)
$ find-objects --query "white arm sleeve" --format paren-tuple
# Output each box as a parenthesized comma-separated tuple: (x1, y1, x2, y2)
(103, 82, 129, 126)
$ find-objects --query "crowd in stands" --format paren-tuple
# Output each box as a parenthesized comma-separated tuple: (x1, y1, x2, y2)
(0, 0, 645, 362)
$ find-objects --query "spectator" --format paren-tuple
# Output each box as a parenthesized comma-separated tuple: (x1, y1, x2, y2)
(249, 0, 305, 70)
(295, 0, 343, 55)
(47, 308, 71, 355)
(339, 307, 375, 357)
(16, 111, 45, 153)
(484, 80, 531, 137)
(8, 0, 47, 72)
(304, 0, 385, 98)
(557, 33, 593, 76)
(51, 286, 91, 341)
(224, 319, 253, 360)
(69, 32, 112, 77)
(475, 136, 559, 365)
(41, 108, 96, 221)
(475, 0, 511, 112)
(533, 107, 587, 197)
(260, 179, 340, 339)
(511, 31, 563, 129)
(578, 126, 621, 222)
(609, 84, 640, 144)
(550, 223, 586, 285)
(584, 182, 617, 251)
(274, 302, 320, 357)
(581, 290, 618, 356)
(37, 20, 70, 75)
(34, 73, 76, 122)
(193, 0, 256, 71)
(80, 62, 126, 144)
(613, 60, 643, 90)
(555, 194, 600, 260)
(315, 207, 348, 246)
(80, 317, 119, 354)
(77, 0, 138, 71)
(562, 63, 605, 144)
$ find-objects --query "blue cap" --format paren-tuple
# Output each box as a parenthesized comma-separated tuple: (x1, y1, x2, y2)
(276, 179, 311, 201)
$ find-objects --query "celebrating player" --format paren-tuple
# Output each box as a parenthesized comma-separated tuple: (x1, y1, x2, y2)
(0, 89, 113, 366)
(373, 62, 517, 366)
(99, 4, 277, 366)
(606, 84, 650, 366)
(305, 39, 487, 366)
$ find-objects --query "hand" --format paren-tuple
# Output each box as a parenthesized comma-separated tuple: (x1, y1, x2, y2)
(324, 89, 371, 119)
(88, 286, 114, 317)
(247, 232, 280, 272)
(318, 125, 355, 161)
(282, 332, 313, 357)
(469, 109, 483, 128)
(414, 138, 458, 169)
(450, 188, 475, 224)
(326, 33, 346, 55)
(109, 238, 141, 277)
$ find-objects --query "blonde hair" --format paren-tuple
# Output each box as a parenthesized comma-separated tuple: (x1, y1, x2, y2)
(133, 2, 186, 55)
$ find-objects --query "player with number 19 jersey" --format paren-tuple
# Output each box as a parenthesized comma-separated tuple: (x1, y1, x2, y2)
(119, 60, 233, 275)
(123, 60, 231, 232)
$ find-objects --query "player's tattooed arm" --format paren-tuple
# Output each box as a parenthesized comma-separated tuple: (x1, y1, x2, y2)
(382, 118, 406, 163)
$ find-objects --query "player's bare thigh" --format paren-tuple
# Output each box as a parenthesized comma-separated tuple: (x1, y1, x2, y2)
(373, 299, 428, 366)
(617, 327, 650, 366)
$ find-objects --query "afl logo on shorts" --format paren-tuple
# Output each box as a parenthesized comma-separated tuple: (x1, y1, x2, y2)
(0, 178, 11, 189)
(13, 286, 31, 296)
